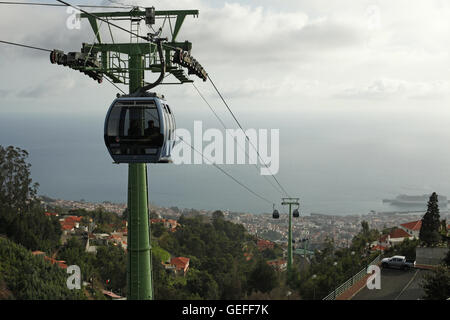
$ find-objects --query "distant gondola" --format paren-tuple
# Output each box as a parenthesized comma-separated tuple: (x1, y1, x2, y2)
(272, 209, 280, 219)
(293, 208, 300, 218)
(104, 92, 176, 163)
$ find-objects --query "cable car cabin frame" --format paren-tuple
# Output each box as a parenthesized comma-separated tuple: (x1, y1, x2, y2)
(104, 93, 176, 163)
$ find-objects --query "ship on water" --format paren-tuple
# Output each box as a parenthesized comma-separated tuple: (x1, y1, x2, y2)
(383, 194, 449, 207)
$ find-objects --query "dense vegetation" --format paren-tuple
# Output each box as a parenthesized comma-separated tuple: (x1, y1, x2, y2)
(0, 236, 86, 300)
(152, 213, 282, 299)
(421, 249, 450, 300)
(0, 206, 62, 252)
(293, 221, 381, 299)
(384, 237, 419, 260)
(0, 145, 62, 252)
(0, 145, 124, 299)
(2, 144, 448, 300)
(57, 237, 126, 297)
(64, 207, 125, 234)
(0, 146, 39, 212)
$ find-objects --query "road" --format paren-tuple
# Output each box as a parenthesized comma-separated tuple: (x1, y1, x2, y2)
(352, 267, 429, 300)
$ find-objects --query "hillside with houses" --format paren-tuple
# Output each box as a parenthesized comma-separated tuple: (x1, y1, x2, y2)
(1, 194, 449, 299)
(0, 145, 448, 300)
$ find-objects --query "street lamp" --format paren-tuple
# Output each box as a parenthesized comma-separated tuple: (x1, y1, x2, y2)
(286, 290, 292, 299)
(312, 274, 317, 300)
(351, 251, 356, 284)
(333, 261, 338, 299)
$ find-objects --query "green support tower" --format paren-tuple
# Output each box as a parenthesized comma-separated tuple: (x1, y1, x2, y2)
(281, 197, 300, 274)
(127, 53, 151, 299)
(50, 4, 207, 299)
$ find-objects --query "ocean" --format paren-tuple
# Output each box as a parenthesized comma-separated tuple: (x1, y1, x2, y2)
(2, 109, 450, 215)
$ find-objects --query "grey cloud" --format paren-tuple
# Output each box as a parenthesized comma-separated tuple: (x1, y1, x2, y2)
(335, 79, 450, 101)
(292, 21, 365, 50)
(17, 86, 47, 98)
(0, 89, 10, 98)
(16, 74, 77, 98)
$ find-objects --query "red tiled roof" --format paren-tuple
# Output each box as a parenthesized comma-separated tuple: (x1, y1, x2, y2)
(44, 212, 58, 216)
(65, 216, 82, 222)
(43, 256, 67, 269)
(390, 228, 411, 239)
(400, 220, 422, 231)
(60, 221, 75, 230)
(170, 257, 190, 270)
(257, 239, 274, 249)
(371, 245, 387, 251)
(60, 216, 82, 231)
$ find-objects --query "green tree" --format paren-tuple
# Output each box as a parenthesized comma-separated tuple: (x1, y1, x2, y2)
(350, 221, 380, 256)
(361, 221, 370, 235)
(122, 208, 128, 221)
(261, 248, 277, 260)
(0, 145, 39, 212)
(0, 207, 62, 252)
(186, 269, 219, 299)
(295, 222, 382, 299)
(0, 237, 86, 300)
(149, 210, 159, 219)
(154, 213, 256, 299)
(58, 237, 97, 283)
(443, 249, 450, 267)
(152, 222, 166, 238)
(220, 260, 244, 300)
(421, 265, 450, 300)
(247, 259, 278, 294)
(419, 192, 442, 246)
(384, 238, 419, 260)
(212, 210, 224, 220)
(94, 244, 127, 293)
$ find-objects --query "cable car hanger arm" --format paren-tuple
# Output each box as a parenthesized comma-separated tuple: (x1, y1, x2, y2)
(134, 37, 166, 96)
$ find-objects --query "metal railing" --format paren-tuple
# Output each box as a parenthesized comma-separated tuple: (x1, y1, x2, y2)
(323, 254, 382, 300)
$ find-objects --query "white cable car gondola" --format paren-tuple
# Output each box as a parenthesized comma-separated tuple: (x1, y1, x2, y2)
(104, 92, 176, 163)
(104, 38, 177, 164)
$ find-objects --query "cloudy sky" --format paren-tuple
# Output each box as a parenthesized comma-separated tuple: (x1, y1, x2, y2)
(0, 0, 449, 214)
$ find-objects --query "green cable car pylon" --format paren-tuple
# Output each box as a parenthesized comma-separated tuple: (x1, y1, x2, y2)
(281, 198, 300, 274)
(51, 2, 207, 300)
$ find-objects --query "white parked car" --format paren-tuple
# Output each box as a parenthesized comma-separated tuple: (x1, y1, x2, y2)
(381, 255, 415, 270)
